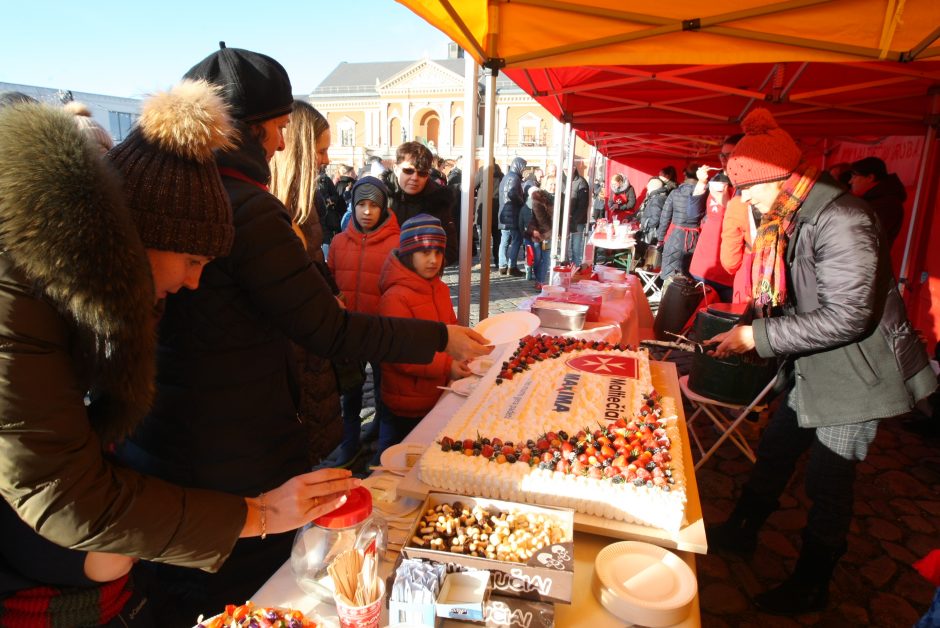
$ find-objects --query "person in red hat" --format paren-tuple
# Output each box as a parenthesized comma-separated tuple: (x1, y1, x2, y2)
(707, 108, 935, 615)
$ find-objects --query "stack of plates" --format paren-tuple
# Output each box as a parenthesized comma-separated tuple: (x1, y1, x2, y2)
(592, 541, 697, 627)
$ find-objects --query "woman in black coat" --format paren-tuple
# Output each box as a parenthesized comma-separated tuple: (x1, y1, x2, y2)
(657, 164, 705, 280)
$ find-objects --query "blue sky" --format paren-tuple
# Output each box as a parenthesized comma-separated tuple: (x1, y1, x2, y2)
(2, 0, 452, 98)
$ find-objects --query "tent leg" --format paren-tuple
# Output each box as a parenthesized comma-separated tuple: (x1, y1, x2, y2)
(478, 67, 498, 321)
(898, 89, 940, 296)
(559, 124, 576, 265)
(549, 120, 568, 284)
(457, 53, 480, 326)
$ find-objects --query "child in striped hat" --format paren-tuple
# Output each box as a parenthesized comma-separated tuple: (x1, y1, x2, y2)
(374, 214, 471, 459)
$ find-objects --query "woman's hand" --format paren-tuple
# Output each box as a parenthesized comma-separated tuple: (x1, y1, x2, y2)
(705, 325, 755, 359)
(450, 359, 472, 380)
(241, 469, 360, 538)
(445, 325, 494, 361)
(83, 552, 136, 583)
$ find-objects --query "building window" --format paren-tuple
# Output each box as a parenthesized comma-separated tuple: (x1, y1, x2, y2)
(108, 111, 138, 142)
(338, 119, 356, 147)
(519, 114, 542, 147)
(452, 116, 463, 147)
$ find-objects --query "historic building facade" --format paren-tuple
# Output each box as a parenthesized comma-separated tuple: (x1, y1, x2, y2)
(307, 54, 589, 175)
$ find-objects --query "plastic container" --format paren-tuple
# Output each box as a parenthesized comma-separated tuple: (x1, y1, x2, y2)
(539, 284, 565, 297)
(552, 266, 573, 289)
(290, 487, 386, 599)
(607, 282, 629, 299)
(532, 299, 589, 331)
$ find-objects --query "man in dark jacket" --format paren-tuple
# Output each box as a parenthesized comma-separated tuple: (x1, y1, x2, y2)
(475, 164, 503, 269)
(708, 109, 935, 616)
(498, 156, 527, 276)
(316, 167, 344, 244)
(335, 164, 357, 210)
(849, 156, 907, 249)
(118, 45, 490, 621)
(568, 162, 591, 266)
(386, 141, 459, 266)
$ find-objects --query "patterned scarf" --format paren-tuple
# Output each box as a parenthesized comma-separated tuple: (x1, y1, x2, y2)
(750, 164, 819, 314)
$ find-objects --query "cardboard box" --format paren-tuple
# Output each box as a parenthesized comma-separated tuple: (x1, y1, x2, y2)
(481, 595, 554, 628)
(436, 571, 490, 622)
(402, 493, 575, 604)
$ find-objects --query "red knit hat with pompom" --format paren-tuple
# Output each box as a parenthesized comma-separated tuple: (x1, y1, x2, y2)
(726, 108, 801, 187)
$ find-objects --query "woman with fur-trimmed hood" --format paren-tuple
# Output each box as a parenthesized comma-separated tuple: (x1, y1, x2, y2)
(0, 82, 356, 625)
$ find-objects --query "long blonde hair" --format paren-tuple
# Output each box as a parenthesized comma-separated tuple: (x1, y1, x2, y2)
(270, 100, 330, 225)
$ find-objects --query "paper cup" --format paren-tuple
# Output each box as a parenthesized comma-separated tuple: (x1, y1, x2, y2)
(335, 579, 385, 628)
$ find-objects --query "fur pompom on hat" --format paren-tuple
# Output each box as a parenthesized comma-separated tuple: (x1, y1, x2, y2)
(726, 108, 802, 187)
(184, 42, 293, 124)
(107, 79, 235, 258)
(399, 214, 447, 256)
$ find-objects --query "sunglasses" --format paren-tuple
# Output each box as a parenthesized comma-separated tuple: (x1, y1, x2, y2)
(401, 167, 430, 178)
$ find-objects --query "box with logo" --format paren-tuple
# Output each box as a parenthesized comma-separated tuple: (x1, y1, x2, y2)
(402, 493, 575, 604)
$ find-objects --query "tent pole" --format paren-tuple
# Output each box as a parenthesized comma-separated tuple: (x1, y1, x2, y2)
(898, 125, 937, 297)
(559, 124, 576, 265)
(478, 66, 498, 321)
(549, 119, 567, 283)
(457, 53, 480, 326)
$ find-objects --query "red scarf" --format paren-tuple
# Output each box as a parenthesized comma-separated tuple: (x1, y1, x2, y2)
(750, 165, 818, 314)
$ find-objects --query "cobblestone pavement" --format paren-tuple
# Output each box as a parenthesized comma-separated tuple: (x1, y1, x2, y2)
(356, 257, 940, 625)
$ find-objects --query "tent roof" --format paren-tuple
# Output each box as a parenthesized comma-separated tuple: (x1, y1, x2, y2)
(506, 59, 940, 159)
(399, 1, 940, 158)
(398, 0, 940, 68)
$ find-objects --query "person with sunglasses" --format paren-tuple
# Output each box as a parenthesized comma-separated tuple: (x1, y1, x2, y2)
(385, 141, 459, 267)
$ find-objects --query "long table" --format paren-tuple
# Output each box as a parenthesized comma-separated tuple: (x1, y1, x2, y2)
(252, 349, 703, 626)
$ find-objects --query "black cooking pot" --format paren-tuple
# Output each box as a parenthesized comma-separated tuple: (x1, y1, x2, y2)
(688, 304, 778, 405)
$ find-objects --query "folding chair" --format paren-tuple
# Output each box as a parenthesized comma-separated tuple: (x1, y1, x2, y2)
(680, 372, 778, 470)
(635, 268, 662, 301)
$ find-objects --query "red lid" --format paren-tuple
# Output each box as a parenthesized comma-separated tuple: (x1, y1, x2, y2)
(313, 486, 372, 529)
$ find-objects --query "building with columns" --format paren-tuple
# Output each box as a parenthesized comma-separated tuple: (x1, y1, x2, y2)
(307, 50, 590, 176)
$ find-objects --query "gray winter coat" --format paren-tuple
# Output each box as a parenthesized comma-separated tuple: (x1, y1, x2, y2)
(752, 174, 935, 427)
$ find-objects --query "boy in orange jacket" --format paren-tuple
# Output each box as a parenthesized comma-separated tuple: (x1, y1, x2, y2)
(375, 215, 471, 459)
(326, 176, 400, 466)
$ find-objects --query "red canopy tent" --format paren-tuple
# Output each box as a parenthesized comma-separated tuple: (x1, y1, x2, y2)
(399, 0, 940, 347)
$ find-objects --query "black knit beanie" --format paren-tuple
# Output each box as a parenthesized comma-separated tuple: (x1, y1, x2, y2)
(107, 80, 235, 257)
(183, 42, 293, 123)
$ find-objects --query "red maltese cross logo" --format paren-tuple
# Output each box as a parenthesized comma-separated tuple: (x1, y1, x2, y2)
(565, 354, 638, 378)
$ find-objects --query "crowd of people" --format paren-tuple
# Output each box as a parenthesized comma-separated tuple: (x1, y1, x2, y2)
(0, 43, 934, 626)
(0, 44, 491, 625)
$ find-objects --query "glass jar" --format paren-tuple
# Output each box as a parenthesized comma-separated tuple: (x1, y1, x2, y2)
(289, 486, 386, 600)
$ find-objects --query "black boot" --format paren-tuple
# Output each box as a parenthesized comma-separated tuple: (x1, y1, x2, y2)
(753, 531, 846, 615)
(707, 488, 778, 555)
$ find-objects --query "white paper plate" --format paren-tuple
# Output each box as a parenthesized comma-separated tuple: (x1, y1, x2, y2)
(472, 311, 540, 345)
(467, 356, 496, 376)
(379, 442, 427, 469)
(449, 376, 480, 396)
(592, 541, 696, 627)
